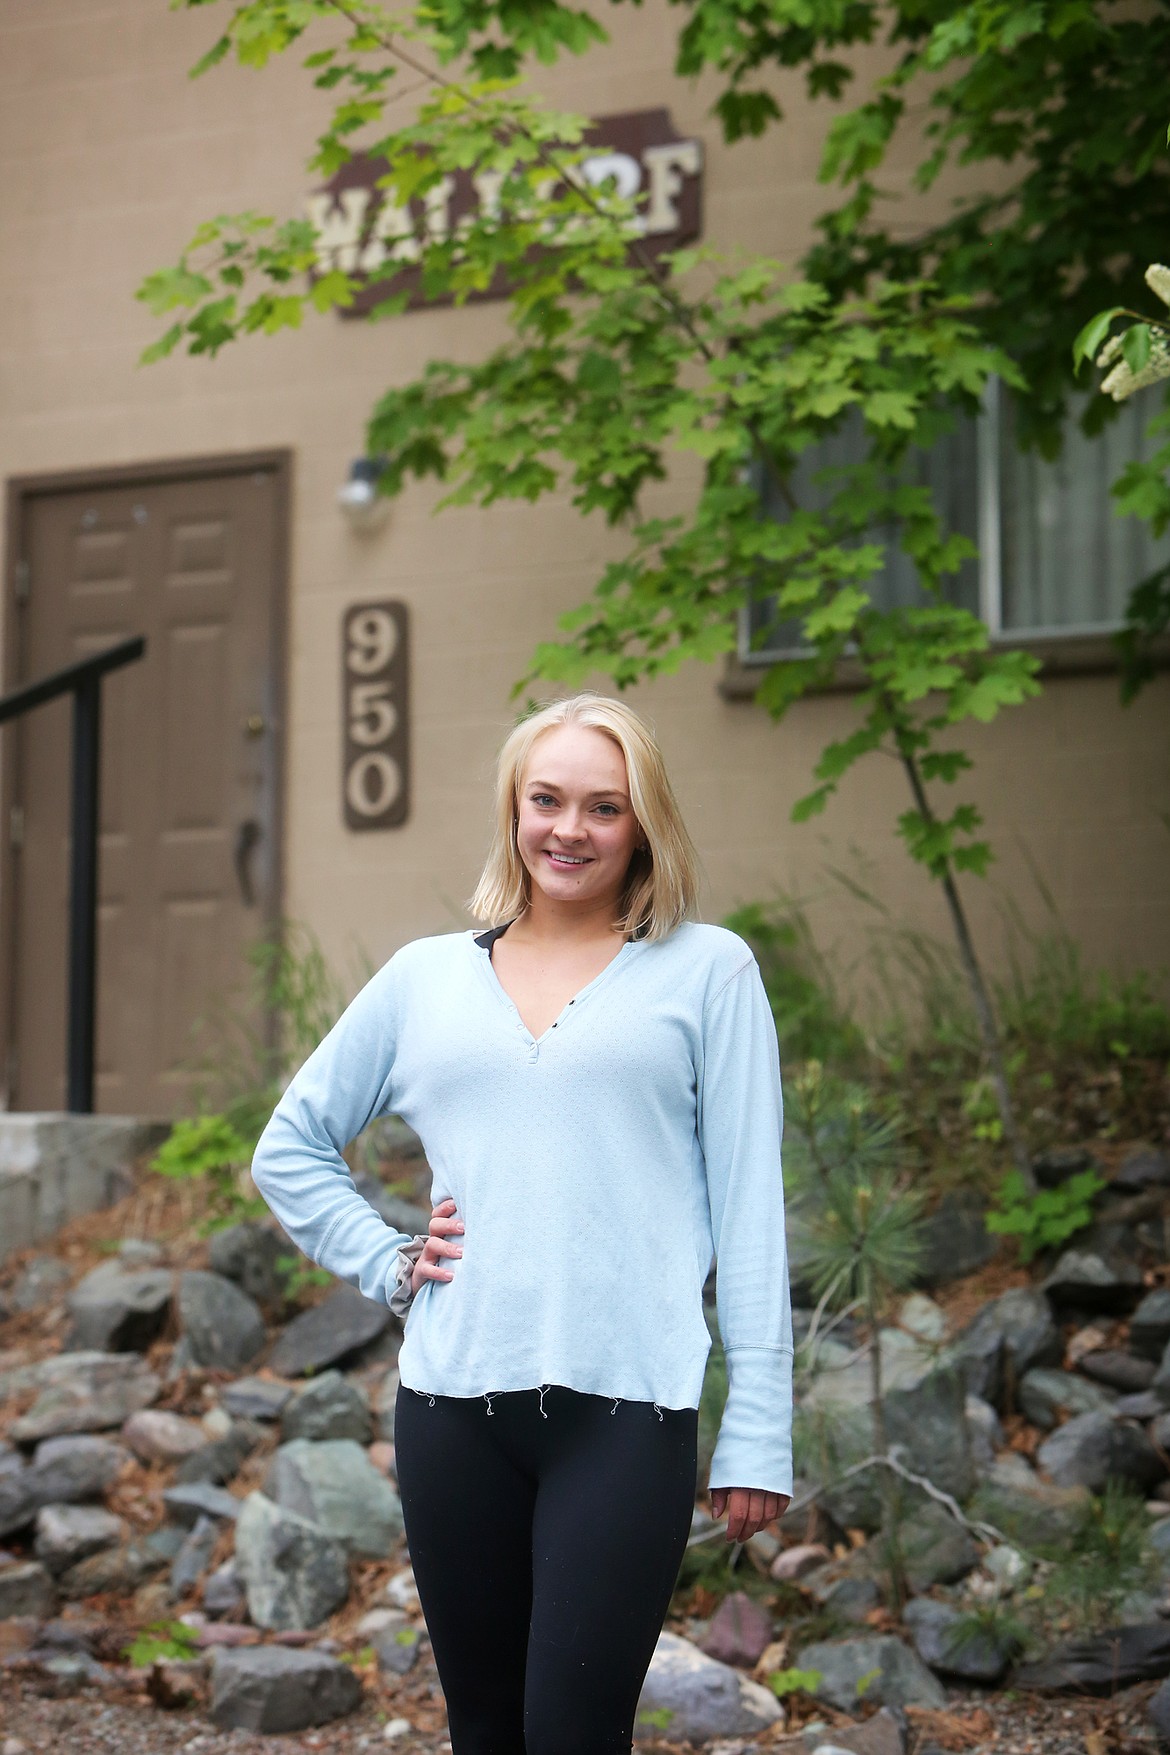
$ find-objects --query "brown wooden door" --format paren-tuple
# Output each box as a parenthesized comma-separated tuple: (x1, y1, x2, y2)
(6, 462, 286, 1116)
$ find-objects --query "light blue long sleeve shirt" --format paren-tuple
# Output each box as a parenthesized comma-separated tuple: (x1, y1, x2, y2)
(250, 918, 794, 1494)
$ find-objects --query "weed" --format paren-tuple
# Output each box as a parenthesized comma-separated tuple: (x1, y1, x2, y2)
(122, 1620, 201, 1666)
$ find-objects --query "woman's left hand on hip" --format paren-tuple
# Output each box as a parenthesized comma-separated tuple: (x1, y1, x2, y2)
(709, 1486, 790, 1543)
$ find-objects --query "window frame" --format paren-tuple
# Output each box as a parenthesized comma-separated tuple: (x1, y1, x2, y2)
(735, 377, 1156, 670)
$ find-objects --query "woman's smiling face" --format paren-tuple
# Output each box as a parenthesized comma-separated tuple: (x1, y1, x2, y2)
(515, 724, 644, 917)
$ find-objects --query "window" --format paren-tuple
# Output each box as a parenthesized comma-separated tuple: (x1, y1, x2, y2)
(739, 380, 1170, 663)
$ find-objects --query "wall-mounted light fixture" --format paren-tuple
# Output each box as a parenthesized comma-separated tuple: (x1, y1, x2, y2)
(338, 456, 390, 532)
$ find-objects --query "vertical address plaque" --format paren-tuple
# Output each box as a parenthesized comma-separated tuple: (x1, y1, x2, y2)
(342, 600, 410, 829)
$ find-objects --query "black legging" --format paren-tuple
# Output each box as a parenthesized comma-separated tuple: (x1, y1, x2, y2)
(393, 1380, 698, 1754)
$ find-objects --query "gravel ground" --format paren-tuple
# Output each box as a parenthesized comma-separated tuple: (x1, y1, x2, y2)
(0, 1670, 1161, 1754)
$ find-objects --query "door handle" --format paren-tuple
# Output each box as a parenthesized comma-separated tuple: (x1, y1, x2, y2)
(234, 819, 262, 907)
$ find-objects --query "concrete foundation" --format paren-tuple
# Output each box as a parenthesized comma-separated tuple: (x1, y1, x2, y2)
(0, 1115, 172, 1263)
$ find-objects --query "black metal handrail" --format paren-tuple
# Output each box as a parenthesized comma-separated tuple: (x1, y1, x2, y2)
(0, 636, 147, 1112)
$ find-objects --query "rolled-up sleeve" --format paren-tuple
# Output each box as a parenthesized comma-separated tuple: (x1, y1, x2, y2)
(250, 955, 416, 1307)
(697, 956, 794, 1496)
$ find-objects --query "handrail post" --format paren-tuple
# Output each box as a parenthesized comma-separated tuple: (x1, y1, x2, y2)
(67, 672, 101, 1113)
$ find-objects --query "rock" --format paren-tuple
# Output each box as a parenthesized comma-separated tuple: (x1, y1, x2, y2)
(384, 1565, 420, 1612)
(371, 1622, 422, 1675)
(912, 1191, 996, 1289)
(32, 1433, 127, 1501)
(903, 1597, 1017, 1682)
(143, 1525, 187, 1563)
(699, 1590, 774, 1666)
(0, 1560, 55, 1618)
(1114, 1147, 1170, 1192)
(122, 1409, 208, 1464)
(805, 1339, 973, 1532)
(8, 1352, 160, 1442)
(1018, 1368, 1117, 1430)
(34, 1503, 124, 1574)
(1036, 1410, 1165, 1493)
(1016, 1623, 1170, 1691)
(208, 1222, 288, 1310)
(203, 1559, 245, 1619)
(280, 1371, 373, 1444)
(220, 1377, 293, 1422)
(803, 1707, 906, 1755)
(64, 1262, 173, 1352)
(772, 1543, 831, 1582)
(1040, 1249, 1144, 1315)
(176, 1422, 261, 1485)
(949, 1290, 1063, 1409)
(1133, 1292, 1170, 1363)
(209, 1644, 363, 1732)
(1, 1434, 129, 1538)
(1079, 1350, 1157, 1392)
(793, 1635, 947, 1712)
(170, 1514, 220, 1599)
(897, 1500, 980, 1592)
(1118, 1390, 1170, 1420)
(8, 1257, 72, 1312)
(634, 1629, 784, 1740)
(968, 1473, 1091, 1550)
(267, 1284, 391, 1377)
(234, 1492, 350, 1630)
(264, 1438, 404, 1557)
(177, 1272, 266, 1371)
(58, 1539, 165, 1598)
(814, 1575, 883, 1624)
(965, 1395, 1002, 1474)
(897, 1294, 948, 1344)
(1031, 1146, 1100, 1187)
(117, 1238, 165, 1267)
(162, 1482, 241, 1527)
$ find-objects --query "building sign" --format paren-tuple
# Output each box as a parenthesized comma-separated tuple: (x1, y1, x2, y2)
(342, 601, 410, 830)
(307, 109, 703, 316)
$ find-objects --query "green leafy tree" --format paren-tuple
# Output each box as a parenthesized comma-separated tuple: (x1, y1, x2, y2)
(138, 0, 1170, 1184)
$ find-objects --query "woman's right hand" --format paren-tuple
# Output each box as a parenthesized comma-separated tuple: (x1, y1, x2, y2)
(411, 1196, 464, 1296)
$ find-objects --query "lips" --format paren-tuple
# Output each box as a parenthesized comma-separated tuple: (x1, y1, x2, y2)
(545, 851, 591, 867)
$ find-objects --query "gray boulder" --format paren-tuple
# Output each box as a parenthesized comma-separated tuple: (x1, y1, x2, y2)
(177, 1271, 266, 1371)
(203, 1559, 245, 1619)
(34, 1503, 125, 1574)
(0, 1434, 129, 1538)
(267, 1283, 391, 1377)
(8, 1256, 72, 1312)
(1036, 1410, 1166, 1493)
(176, 1421, 261, 1485)
(0, 1559, 55, 1618)
(793, 1634, 947, 1712)
(8, 1351, 160, 1442)
(220, 1377, 293, 1422)
(913, 1191, 996, 1288)
(209, 1643, 362, 1732)
(1079, 1349, 1156, 1393)
(903, 1597, 1018, 1683)
(170, 1514, 219, 1599)
(1018, 1368, 1117, 1430)
(65, 1261, 173, 1352)
(234, 1491, 350, 1630)
(209, 1221, 288, 1311)
(948, 1290, 1063, 1409)
(57, 1539, 165, 1598)
(1131, 1290, 1170, 1362)
(162, 1482, 241, 1527)
(897, 1500, 981, 1593)
(968, 1472, 1091, 1551)
(1016, 1622, 1170, 1691)
(264, 1438, 403, 1557)
(281, 1371, 373, 1444)
(1041, 1248, 1144, 1315)
(634, 1629, 783, 1741)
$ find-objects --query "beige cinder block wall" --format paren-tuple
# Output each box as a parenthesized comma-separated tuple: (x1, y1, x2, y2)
(1, 0, 1166, 1031)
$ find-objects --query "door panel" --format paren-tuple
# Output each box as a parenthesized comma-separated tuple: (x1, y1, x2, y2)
(11, 465, 284, 1116)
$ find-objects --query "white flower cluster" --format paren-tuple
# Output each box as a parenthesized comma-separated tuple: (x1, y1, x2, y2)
(1097, 263, 1170, 401)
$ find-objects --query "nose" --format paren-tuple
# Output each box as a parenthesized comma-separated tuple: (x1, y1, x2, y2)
(552, 806, 588, 841)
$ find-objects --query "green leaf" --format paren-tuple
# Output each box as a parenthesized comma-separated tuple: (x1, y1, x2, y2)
(1122, 324, 1153, 374)
(1072, 308, 1123, 371)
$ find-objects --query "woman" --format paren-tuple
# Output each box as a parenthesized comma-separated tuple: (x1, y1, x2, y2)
(251, 692, 794, 1754)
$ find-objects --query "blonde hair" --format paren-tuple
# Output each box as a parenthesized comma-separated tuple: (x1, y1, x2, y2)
(466, 694, 702, 942)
